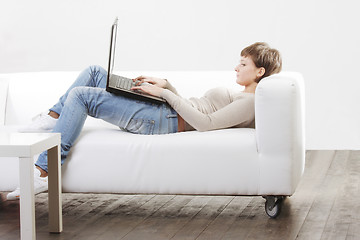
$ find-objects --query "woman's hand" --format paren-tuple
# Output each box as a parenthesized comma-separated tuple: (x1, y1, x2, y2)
(131, 84, 164, 97)
(133, 76, 167, 88)
(130, 79, 164, 98)
(131, 76, 167, 97)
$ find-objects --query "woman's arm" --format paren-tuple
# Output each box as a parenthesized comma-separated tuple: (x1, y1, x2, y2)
(161, 89, 255, 132)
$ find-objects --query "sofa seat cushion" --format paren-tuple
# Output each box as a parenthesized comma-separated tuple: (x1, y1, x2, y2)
(62, 123, 260, 195)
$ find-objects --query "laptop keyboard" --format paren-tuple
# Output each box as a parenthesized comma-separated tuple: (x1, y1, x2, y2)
(108, 74, 166, 103)
(114, 75, 135, 90)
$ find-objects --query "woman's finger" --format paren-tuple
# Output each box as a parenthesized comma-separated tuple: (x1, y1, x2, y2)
(134, 75, 146, 81)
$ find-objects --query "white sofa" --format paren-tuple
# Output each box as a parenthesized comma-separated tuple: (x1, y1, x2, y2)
(0, 70, 305, 217)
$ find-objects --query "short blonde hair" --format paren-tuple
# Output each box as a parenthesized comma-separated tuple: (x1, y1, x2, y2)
(241, 42, 282, 82)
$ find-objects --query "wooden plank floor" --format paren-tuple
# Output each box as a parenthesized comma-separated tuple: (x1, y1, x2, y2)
(0, 150, 359, 240)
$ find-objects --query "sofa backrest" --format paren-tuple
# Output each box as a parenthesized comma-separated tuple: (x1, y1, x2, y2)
(0, 70, 238, 125)
(2, 72, 80, 125)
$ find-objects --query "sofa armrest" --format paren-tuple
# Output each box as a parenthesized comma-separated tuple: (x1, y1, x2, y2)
(0, 77, 9, 126)
(255, 72, 305, 195)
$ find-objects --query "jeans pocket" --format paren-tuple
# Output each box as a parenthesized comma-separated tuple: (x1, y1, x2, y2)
(125, 118, 155, 135)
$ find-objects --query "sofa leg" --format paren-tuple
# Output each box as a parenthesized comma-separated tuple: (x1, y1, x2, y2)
(263, 196, 286, 218)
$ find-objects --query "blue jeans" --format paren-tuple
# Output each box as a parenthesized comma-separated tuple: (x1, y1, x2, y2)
(36, 65, 178, 172)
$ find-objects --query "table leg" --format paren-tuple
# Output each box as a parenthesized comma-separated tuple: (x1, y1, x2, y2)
(47, 145, 63, 233)
(19, 157, 36, 240)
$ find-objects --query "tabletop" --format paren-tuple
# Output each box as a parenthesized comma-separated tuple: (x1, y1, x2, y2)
(0, 132, 61, 157)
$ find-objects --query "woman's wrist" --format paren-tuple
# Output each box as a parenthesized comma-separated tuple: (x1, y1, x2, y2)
(159, 78, 168, 88)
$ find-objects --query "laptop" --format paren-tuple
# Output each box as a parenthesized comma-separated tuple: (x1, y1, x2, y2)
(106, 18, 166, 104)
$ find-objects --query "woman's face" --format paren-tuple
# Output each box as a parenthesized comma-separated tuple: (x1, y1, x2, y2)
(234, 56, 262, 87)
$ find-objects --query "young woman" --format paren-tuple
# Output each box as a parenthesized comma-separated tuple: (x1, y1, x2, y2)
(7, 42, 282, 200)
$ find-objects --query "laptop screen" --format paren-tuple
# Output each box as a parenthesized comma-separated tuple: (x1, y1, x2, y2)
(107, 18, 118, 81)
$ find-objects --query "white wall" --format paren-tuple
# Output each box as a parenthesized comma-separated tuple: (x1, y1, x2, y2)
(1, 0, 360, 149)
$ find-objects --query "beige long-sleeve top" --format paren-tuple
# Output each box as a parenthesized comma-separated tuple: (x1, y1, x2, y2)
(160, 81, 255, 132)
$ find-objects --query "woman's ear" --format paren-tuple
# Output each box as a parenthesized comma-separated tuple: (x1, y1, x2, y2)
(257, 67, 265, 78)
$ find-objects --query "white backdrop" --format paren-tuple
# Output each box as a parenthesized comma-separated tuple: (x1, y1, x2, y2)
(1, 0, 360, 149)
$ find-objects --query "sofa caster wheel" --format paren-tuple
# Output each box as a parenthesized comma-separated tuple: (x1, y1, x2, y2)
(264, 196, 284, 218)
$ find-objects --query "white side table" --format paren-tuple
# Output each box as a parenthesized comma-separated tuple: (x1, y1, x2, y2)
(0, 133, 62, 240)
